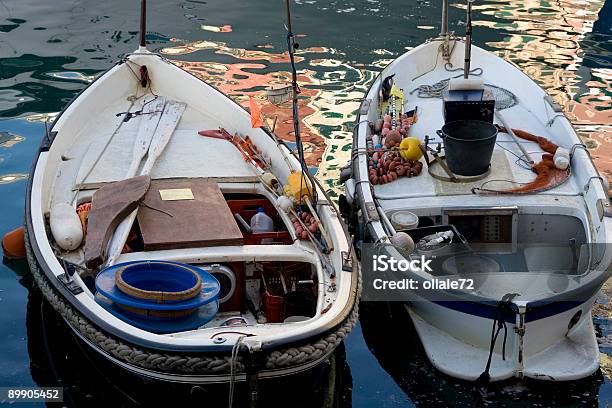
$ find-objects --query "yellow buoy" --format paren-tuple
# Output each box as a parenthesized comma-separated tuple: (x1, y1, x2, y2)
(399, 137, 423, 161)
(284, 171, 313, 201)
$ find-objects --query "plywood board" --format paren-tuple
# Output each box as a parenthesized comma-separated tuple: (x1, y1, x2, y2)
(137, 179, 244, 250)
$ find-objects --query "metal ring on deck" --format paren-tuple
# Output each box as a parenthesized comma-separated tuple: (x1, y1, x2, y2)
(427, 158, 491, 183)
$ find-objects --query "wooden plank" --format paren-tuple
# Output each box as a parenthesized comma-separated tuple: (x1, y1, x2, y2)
(137, 179, 244, 250)
(75, 175, 261, 190)
(141, 101, 187, 174)
(84, 175, 151, 270)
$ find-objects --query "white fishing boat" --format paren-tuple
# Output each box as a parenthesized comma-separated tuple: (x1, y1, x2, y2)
(24, 1, 358, 386)
(341, 0, 611, 382)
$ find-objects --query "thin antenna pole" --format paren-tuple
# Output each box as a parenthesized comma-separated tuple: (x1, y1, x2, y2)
(464, 0, 473, 79)
(284, 0, 317, 205)
(284, 0, 298, 134)
(285, 0, 293, 33)
(440, 0, 450, 61)
(285, 0, 297, 92)
(440, 0, 448, 37)
(139, 0, 147, 48)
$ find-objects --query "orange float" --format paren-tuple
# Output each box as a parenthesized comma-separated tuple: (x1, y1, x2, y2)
(2, 226, 26, 259)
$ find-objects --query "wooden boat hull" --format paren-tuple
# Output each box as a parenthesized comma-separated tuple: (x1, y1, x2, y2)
(25, 51, 359, 382)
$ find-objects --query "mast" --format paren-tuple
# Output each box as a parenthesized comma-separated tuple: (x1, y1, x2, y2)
(464, 0, 473, 78)
(139, 0, 147, 49)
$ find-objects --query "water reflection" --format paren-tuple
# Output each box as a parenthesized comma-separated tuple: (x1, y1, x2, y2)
(157, 0, 610, 194)
(162, 39, 373, 193)
(0, 0, 611, 405)
(476, 0, 611, 179)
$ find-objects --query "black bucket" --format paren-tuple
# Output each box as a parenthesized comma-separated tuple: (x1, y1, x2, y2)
(438, 120, 498, 176)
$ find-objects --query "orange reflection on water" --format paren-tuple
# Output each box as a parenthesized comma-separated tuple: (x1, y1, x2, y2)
(477, 0, 611, 179)
(161, 39, 305, 64)
(164, 40, 340, 167)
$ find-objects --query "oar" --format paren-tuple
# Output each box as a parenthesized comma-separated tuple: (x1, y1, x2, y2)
(103, 100, 187, 267)
(140, 101, 187, 174)
(125, 96, 166, 177)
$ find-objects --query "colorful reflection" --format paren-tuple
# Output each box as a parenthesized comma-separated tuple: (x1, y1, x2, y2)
(157, 0, 609, 197)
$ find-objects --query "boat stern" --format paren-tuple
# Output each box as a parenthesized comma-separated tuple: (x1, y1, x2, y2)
(407, 295, 601, 382)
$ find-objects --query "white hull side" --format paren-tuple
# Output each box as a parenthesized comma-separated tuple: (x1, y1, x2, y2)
(407, 294, 600, 381)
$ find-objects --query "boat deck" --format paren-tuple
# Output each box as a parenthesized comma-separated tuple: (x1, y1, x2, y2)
(371, 68, 581, 204)
(72, 99, 258, 191)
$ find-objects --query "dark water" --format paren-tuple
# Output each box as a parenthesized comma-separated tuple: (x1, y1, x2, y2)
(1, 0, 611, 406)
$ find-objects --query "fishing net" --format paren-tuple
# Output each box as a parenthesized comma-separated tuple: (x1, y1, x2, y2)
(410, 79, 518, 110)
(485, 84, 518, 110)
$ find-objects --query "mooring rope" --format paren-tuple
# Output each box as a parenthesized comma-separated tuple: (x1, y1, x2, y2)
(409, 69, 519, 111)
(228, 336, 246, 408)
(409, 67, 483, 99)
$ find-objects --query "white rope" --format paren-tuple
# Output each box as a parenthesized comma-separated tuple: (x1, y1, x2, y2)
(228, 336, 246, 408)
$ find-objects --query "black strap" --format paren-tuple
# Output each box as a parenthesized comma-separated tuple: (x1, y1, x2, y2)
(243, 344, 263, 408)
(477, 293, 519, 385)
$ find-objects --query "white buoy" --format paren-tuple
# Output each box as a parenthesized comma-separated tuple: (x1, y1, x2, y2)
(344, 178, 356, 204)
(50, 202, 83, 251)
(553, 147, 570, 170)
(372, 134, 381, 146)
(261, 172, 279, 188)
(390, 232, 415, 253)
(276, 196, 293, 213)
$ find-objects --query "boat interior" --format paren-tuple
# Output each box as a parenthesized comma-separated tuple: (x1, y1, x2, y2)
(355, 39, 611, 302)
(32, 52, 350, 338)
(388, 209, 596, 300)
